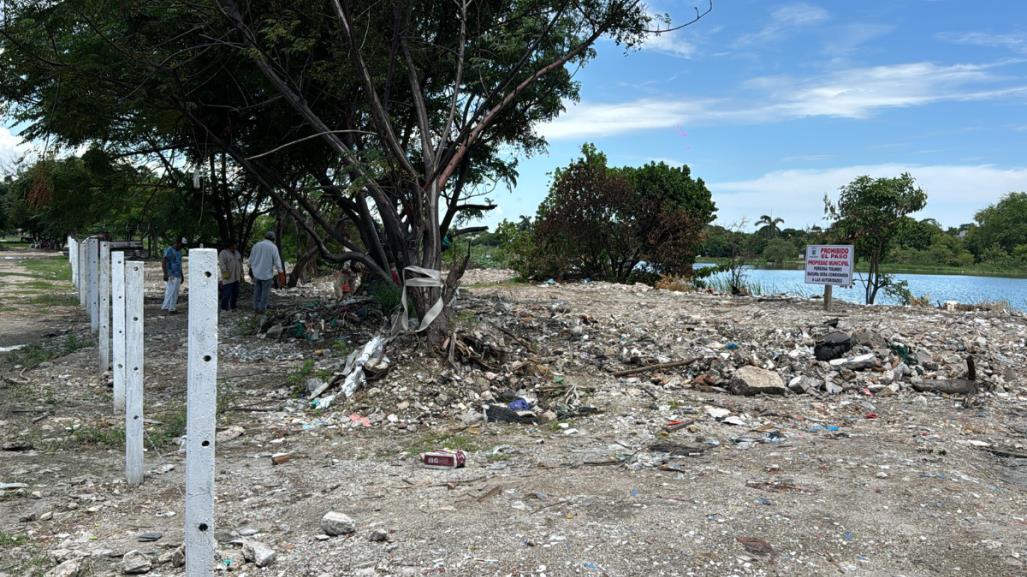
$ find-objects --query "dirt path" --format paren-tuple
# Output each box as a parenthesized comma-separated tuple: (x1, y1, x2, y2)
(2, 251, 1026, 577)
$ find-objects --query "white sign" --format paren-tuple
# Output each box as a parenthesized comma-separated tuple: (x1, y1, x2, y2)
(805, 244, 854, 286)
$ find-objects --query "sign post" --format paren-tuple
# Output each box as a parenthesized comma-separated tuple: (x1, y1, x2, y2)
(804, 245, 854, 312)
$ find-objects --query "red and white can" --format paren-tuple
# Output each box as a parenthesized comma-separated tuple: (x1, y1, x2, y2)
(421, 450, 467, 469)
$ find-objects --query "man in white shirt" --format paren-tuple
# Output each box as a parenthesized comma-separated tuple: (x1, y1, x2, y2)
(248, 231, 284, 313)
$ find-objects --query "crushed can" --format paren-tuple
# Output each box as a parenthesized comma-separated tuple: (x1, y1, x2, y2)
(421, 450, 466, 469)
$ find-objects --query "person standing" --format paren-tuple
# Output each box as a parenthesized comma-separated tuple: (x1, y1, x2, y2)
(249, 231, 284, 314)
(161, 237, 185, 314)
(218, 240, 243, 311)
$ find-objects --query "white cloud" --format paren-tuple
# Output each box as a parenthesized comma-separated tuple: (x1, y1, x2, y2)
(939, 31, 1027, 54)
(747, 61, 1026, 119)
(542, 61, 1027, 139)
(542, 99, 713, 139)
(644, 28, 698, 58)
(712, 163, 1027, 228)
(0, 126, 32, 173)
(822, 23, 894, 57)
(734, 3, 829, 47)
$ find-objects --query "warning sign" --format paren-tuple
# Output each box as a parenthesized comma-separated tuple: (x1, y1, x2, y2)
(805, 245, 854, 286)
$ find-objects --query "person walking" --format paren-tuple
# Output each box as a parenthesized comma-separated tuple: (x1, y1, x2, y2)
(218, 240, 243, 311)
(249, 231, 284, 314)
(161, 237, 185, 314)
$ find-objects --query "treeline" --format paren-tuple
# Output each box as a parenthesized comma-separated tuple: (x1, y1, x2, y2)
(699, 192, 1027, 272)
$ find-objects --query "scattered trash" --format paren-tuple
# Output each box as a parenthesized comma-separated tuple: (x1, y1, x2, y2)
(348, 413, 372, 428)
(508, 398, 532, 411)
(271, 452, 292, 465)
(421, 450, 467, 469)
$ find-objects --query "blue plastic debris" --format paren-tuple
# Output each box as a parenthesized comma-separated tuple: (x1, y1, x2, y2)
(810, 424, 841, 433)
(508, 398, 532, 411)
(725, 342, 740, 350)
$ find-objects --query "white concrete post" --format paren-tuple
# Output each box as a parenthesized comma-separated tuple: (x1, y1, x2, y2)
(112, 252, 126, 414)
(78, 241, 87, 308)
(68, 236, 77, 288)
(89, 238, 99, 333)
(184, 248, 218, 576)
(98, 241, 111, 373)
(125, 260, 145, 486)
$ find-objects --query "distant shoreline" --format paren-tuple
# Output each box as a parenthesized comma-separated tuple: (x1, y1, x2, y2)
(695, 258, 1027, 280)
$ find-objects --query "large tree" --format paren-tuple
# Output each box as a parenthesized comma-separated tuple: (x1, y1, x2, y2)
(825, 173, 927, 304)
(0, 0, 712, 343)
(531, 145, 716, 282)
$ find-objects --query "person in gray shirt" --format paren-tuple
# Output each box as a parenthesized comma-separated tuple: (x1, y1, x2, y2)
(248, 231, 284, 313)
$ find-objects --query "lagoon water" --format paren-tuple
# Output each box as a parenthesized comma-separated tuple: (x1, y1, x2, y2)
(696, 265, 1027, 311)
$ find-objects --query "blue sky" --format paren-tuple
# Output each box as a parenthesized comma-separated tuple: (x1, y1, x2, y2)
(2, 0, 1025, 232)
(494, 0, 1027, 231)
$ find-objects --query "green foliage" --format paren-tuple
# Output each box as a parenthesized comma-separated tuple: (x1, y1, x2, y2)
(967, 192, 1027, 256)
(3, 333, 90, 369)
(366, 277, 402, 314)
(286, 359, 317, 393)
(825, 173, 927, 304)
(527, 145, 715, 282)
(0, 532, 29, 547)
(762, 238, 797, 266)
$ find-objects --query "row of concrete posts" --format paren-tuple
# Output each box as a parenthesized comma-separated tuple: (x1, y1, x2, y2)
(66, 236, 220, 576)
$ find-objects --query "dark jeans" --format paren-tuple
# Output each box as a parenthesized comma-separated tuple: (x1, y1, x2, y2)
(253, 278, 273, 313)
(220, 281, 240, 310)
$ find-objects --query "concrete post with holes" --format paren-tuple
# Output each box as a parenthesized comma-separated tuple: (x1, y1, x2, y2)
(185, 249, 218, 576)
(112, 252, 126, 414)
(68, 236, 77, 288)
(88, 238, 99, 332)
(98, 241, 111, 373)
(125, 260, 145, 486)
(78, 240, 87, 308)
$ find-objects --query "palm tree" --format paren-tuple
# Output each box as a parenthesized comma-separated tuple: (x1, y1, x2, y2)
(756, 214, 784, 238)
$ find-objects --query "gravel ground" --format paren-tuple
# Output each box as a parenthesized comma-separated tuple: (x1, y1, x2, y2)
(2, 252, 1026, 577)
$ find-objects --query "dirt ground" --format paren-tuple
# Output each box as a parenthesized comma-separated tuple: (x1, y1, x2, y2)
(2, 247, 1026, 577)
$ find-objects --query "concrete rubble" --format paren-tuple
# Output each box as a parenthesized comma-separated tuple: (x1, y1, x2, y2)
(2, 265, 1026, 576)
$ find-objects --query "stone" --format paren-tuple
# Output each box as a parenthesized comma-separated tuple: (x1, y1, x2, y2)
(135, 532, 161, 543)
(121, 550, 151, 574)
(170, 546, 185, 567)
(320, 511, 356, 536)
(265, 324, 285, 340)
(45, 560, 81, 577)
(242, 540, 277, 568)
(729, 366, 786, 396)
(852, 328, 886, 349)
(916, 350, 939, 370)
(215, 426, 245, 443)
(814, 331, 852, 361)
(539, 410, 558, 423)
(368, 528, 389, 542)
(788, 375, 818, 394)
